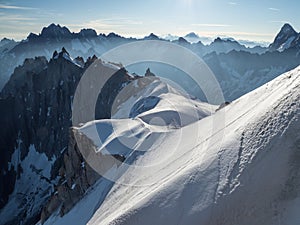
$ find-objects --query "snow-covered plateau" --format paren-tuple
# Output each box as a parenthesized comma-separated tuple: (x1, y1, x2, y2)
(44, 65, 300, 225)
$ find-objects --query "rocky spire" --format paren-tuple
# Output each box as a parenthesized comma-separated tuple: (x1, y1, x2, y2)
(269, 23, 299, 51)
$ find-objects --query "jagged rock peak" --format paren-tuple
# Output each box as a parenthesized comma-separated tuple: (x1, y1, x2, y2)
(27, 32, 39, 40)
(78, 28, 97, 38)
(213, 37, 223, 43)
(0, 37, 15, 43)
(85, 54, 98, 66)
(74, 56, 85, 67)
(144, 33, 159, 40)
(107, 32, 123, 38)
(52, 50, 58, 59)
(145, 68, 155, 77)
(279, 23, 297, 36)
(270, 23, 299, 51)
(40, 23, 72, 39)
(51, 47, 71, 61)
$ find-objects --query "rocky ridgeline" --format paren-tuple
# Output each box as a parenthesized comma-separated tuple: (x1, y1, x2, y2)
(0, 48, 136, 225)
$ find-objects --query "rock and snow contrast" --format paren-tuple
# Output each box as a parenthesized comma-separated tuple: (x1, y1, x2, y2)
(1, 22, 300, 225)
(269, 23, 300, 52)
(42, 65, 300, 225)
(1, 23, 299, 98)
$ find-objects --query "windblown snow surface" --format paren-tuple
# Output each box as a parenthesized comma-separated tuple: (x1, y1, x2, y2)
(46, 66, 300, 225)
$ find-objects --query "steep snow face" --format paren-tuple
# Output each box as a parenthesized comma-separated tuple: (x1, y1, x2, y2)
(86, 66, 300, 225)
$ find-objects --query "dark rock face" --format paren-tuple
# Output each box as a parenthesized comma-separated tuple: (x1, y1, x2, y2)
(0, 97, 17, 209)
(40, 23, 72, 40)
(145, 68, 155, 77)
(78, 29, 98, 38)
(40, 125, 126, 223)
(144, 33, 160, 40)
(269, 23, 300, 51)
(40, 128, 101, 223)
(0, 51, 83, 225)
(95, 67, 136, 119)
(0, 48, 135, 225)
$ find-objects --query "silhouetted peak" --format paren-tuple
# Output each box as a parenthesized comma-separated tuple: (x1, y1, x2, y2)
(280, 23, 297, 35)
(213, 37, 223, 43)
(270, 23, 299, 51)
(74, 56, 85, 67)
(145, 68, 155, 77)
(40, 23, 72, 39)
(144, 33, 159, 40)
(52, 50, 58, 59)
(185, 32, 199, 38)
(107, 32, 122, 38)
(0, 37, 15, 45)
(78, 29, 97, 38)
(86, 54, 98, 66)
(52, 47, 70, 60)
(27, 32, 38, 40)
(178, 37, 188, 44)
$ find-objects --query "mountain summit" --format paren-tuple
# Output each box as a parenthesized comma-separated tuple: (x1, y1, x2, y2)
(184, 32, 199, 39)
(40, 23, 72, 39)
(269, 23, 300, 51)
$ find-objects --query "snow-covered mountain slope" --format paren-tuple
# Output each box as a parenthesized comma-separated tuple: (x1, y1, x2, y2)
(41, 65, 300, 225)
(81, 66, 300, 225)
(111, 76, 216, 122)
(77, 82, 216, 157)
(41, 75, 217, 225)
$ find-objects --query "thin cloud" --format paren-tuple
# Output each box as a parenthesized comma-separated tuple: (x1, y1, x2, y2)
(228, 2, 237, 5)
(201, 31, 273, 38)
(67, 18, 143, 31)
(192, 23, 232, 27)
(268, 7, 280, 11)
(269, 20, 289, 24)
(0, 4, 36, 10)
(0, 14, 37, 22)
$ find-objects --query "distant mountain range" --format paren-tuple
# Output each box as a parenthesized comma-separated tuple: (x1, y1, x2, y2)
(0, 23, 299, 101)
(161, 32, 269, 47)
(0, 23, 300, 225)
(1, 23, 294, 90)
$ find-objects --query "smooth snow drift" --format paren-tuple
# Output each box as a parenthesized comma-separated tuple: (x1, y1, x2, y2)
(44, 66, 299, 225)
(87, 67, 300, 225)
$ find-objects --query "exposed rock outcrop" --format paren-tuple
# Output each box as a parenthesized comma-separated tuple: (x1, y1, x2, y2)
(40, 125, 126, 223)
(0, 48, 135, 225)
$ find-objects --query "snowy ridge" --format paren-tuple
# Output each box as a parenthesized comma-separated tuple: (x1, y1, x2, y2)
(112, 77, 215, 121)
(42, 66, 300, 225)
(41, 76, 216, 225)
(86, 66, 300, 225)
(76, 77, 216, 156)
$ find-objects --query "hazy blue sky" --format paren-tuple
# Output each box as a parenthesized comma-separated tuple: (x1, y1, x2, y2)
(0, 0, 299, 42)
